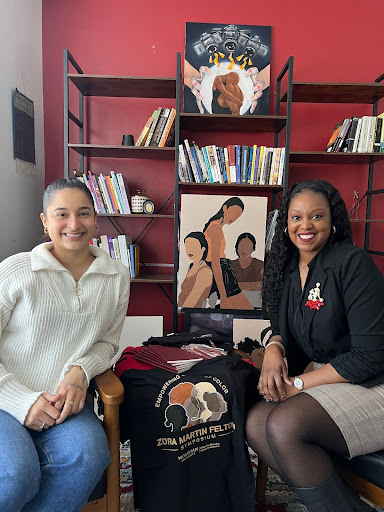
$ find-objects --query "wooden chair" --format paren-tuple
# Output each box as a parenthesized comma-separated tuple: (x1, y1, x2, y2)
(255, 453, 384, 508)
(82, 369, 124, 512)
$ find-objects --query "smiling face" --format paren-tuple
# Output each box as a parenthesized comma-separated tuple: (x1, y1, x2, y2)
(185, 237, 205, 263)
(223, 204, 243, 225)
(287, 190, 332, 261)
(40, 188, 97, 259)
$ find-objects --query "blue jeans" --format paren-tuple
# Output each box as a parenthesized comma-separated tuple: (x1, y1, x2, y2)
(0, 402, 110, 512)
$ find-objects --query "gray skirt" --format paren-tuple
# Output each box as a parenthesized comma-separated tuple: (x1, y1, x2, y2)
(304, 380, 384, 458)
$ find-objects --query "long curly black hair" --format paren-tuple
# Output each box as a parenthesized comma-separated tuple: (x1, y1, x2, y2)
(262, 179, 352, 325)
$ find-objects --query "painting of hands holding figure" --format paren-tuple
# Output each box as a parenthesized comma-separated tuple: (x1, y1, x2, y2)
(178, 194, 267, 310)
(184, 22, 271, 115)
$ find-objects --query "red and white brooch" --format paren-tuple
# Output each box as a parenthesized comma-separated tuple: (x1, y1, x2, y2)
(305, 282, 325, 311)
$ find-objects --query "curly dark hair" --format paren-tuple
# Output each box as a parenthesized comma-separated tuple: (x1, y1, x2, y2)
(262, 179, 352, 325)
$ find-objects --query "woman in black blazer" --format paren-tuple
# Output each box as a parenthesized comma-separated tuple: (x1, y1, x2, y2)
(246, 180, 384, 512)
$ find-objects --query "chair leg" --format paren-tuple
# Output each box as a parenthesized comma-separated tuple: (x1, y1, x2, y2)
(103, 402, 121, 512)
(255, 458, 268, 504)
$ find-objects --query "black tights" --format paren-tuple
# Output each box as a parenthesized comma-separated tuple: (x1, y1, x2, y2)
(245, 393, 349, 488)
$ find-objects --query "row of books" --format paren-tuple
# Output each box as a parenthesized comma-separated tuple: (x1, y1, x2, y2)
(179, 140, 286, 186)
(325, 114, 384, 153)
(135, 107, 176, 147)
(90, 234, 139, 278)
(265, 209, 278, 251)
(77, 171, 131, 214)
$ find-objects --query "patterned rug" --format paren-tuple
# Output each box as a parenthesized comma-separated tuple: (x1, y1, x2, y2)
(119, 441, 382, 512)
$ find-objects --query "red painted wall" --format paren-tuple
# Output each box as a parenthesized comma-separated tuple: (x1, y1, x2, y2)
(42, 0, 384, 329)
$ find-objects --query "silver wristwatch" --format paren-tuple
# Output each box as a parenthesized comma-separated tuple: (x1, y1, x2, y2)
(293, 376, 304, 391)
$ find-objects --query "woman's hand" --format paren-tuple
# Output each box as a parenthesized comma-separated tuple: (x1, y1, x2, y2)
(54, 365, 88, 425)
(258, 344, 292, 402)
(24, 393, 62, 431)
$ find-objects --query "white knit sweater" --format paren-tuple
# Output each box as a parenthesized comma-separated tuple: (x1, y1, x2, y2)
(0, 242, 130, 424)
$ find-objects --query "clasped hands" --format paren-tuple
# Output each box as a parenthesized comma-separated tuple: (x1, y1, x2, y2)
(24, 365, 88, 431)
(257, 345, 300, 403)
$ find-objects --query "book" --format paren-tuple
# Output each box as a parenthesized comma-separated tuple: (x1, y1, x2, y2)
(211, 145, 223, 183)
(357, 116, 370, 153)
(84, 173, 100, 213)
(97, 174, 113, 214)
(107, 236, 116, 260)
(88, 172, 105, 213)
(135, 110, 157, 146)
(112, 237, 120, 261)
(184, 139, 200, 182)
(326, 120, 344, 152)
(253, 146, 261, 184)
(190, 145, 203, 182)
(117, 234, 132, 269)
(240, 146, 249, 183)
(99, 234, 110, 254)
(247, 146, 254, 183)
(227, 145, 236, 183)
(249, 144, 257, 184)
(110, 171, 126, 213)
(218, 146, 227, 183)
(369, 116, 377, 153)
(158, 108, 176, 147)
(256, 146, 265, 185)
(182, 145, 194, 182)
(344, 116, 359, 152)
(352, 118, 363, 152)
(202, 146, 214, 182)
(223, 147, 231, 184)
(206, 145, 219, 182)
(277, 147, 285, 185)
(378, 112, 384, 152)
(235, 145, 241, 184)
(193, 142, 209, 182)
(373, 117, 382, 153)
(116, 173, 131, 214)
(150, 108, 170, 146)
(144, 108, 162, 147)
(105, 176, 120, 213)
(333, 118, 351, 152)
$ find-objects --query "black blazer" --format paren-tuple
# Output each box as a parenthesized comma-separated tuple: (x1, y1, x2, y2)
(273, 243, 384, 387)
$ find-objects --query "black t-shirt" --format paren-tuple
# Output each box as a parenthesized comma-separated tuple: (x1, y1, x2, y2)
(118, 354, 260, 512)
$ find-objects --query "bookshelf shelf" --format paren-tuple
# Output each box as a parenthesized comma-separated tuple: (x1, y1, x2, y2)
(180, 113, 287, 133)
(276, 59, 384, 256)
(97, 213, 174, 218)
(281, 82, 384, 104)
(179, 182, 283, 190)
(132, 274, 173, 283)
(68, 144, 175, 160)
(68, 74, 176, 98)
(289, 151, 384, 164)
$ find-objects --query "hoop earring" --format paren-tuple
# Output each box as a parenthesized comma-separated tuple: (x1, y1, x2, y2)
(284, 227, 289, 237)
(332, 225, 336, 234)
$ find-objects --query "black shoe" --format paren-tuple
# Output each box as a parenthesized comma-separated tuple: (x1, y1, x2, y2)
(293, 472, 355, 511)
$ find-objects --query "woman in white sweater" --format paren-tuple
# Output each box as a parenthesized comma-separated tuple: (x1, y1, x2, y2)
(0, 178, 130, 512)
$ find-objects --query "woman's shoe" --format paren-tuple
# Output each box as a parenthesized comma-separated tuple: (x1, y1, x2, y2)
(293, 472, 370, 512)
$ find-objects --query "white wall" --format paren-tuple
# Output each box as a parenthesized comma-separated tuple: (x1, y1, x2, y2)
(0, 0, 45, 262)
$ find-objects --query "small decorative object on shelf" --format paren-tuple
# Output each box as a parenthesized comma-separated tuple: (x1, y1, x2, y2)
(350, 190, 360, 220)
(131, 189, 150, 213)
(122, 134, 134, 146)
(143, 199, 155, 214)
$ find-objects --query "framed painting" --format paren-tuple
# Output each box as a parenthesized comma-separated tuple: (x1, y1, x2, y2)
(184, 22, 271, 115)
(178, 194, 267, 311)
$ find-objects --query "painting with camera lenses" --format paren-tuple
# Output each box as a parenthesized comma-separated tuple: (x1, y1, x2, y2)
(184, 22, 271, 115)
(178, 194, 267, 311)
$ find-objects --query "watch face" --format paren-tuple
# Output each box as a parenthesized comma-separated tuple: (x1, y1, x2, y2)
(294, 377, 304, 390)
(143, 200, 154, 214)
